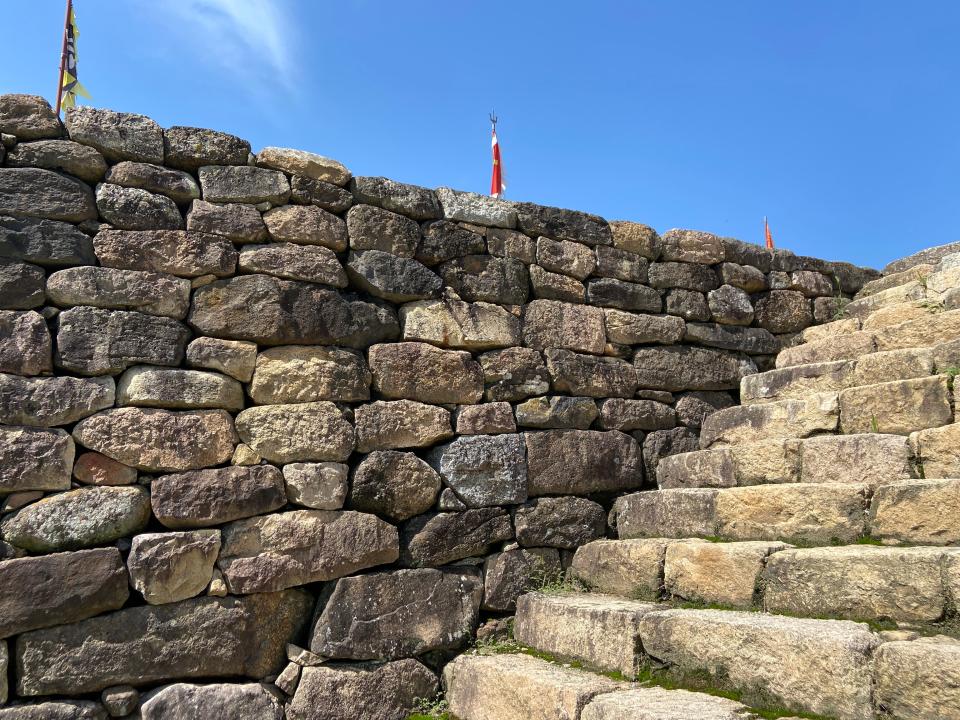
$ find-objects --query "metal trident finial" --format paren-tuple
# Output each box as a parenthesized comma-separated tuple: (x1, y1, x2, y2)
(489, 110, 498, 128)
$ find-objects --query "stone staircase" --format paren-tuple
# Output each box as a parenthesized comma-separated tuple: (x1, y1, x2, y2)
(442, 248, 960, 720)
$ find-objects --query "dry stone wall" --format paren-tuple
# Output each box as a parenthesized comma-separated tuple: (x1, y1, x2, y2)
(0, 93, 879, 718)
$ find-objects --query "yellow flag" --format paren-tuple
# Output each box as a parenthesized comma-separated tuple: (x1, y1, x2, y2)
(60, 4, 91, 109)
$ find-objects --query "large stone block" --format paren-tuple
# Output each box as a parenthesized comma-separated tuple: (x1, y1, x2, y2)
(238, 242, 347, 287)
(741, 360, 854, 404)
(633, 346, 756, 392)
(283, 462, 348, 510)
(431, 434, 527, 507)
(873, 308, 960, 351)
(140, 683, 283, 720)
(185, 337, 257, 382)
(570, 538, 672, 599)
(95, 183, 183, 231)
(94, 229, 236, 278)
(610, 221, 661, 258)
(262, 204, 348, 250)
(587, 277, 662, 312)
(311, 568, 481, 659)
(537, 236, 596, 279)
(582, 687, 756, 720)
(73, 407, 236, 471)
(436, 187, 517, 227)
(186, 199, 267, 243)
(638, 609, 880, 720)
(0, 168, 97, 222)
(400, 297, 520, 350)
(65, 107, 163, 163)
(257, 146, 350, 185)
(354, 399, 452, 452)
(0, 259, 44, 310)
(198, 165, 290, 205)
(0, 701, 107, 719)
(874, 639, 960, 720)
(7, 139, 106, 183)
(439, 255, 529, 304)
(479, 346, 550, 402)
(47, 266, 191, 319)
(369, 341, 483, 404)
(598, 398, 675, 431)
(603, 309, 685, 345)
(15, 590, 312, 696)
(0, 215, 96, 267)
(350, 177, 441, 220)
(910, 422, 960, 477)
(349, 450, 441, 521)
(655, 449, 736, 490)
(235, 402, 354, 463)
(483, 547, 562, 611)
(250, 346, 370, 404)
(346, 250, 443, 302)
(345, 203, 419, 256)
(839, 375, 952, 435)
(546, 348, 638, 397)
(869, 479, 960, 545)
(0, 548, 129, 638)
(0, 310, 51, 376)
(700, 393, 839, 448)
(1, 486, 150, 552)
(151, 465, 286, 529)
(514, 395, 598, 429)
(189, 274, 399, 347)
(683, 323, 778, 354)
(664, 540, 788, 608)
(117, 366, 244, 411)
(400, 508, 513, 567)
(715, 483, 869, 544)
(754, 289, 813, 333)
(0, 374, 114, 427)
(525, 429, 644, 495)
(417, 220, 486, 265)
(659, 229, 724, 264)
(127, 530, 220, 605)
(611, 489, 718, 539)
(218, 510, 398, 594)
(0, 426, 73, 492)
(514, 496, 605, 549)
(163, 125, 250, 169)
(523, 299, 606, 354)
(0, 94, 62, 140)
(799, 433, 914, 486)
(103, 162, 198, 205)
(515, 202, 613, 246)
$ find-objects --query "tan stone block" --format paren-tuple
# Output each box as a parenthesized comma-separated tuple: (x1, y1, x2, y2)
(861, 302, 929, 330)
(874, 639, 960, 720)
(850, 347, 934, 386)
(910, 422, 960, 477)
(799, 434, 915, 486)
(700, 393, 839, 448)
(925, 264, 960, 294)
(839, 375, 952, 435)
(569, 539, 672, 599)
(799, 317, 861, 343)
(399, 297, 521, 350)
(656, 449, 735, 489)
(774, 331, 876, 369)
(715, 483, 869, 544)
(740, 360, 854, 404)
(870, 479, 960, 545)
(612, 489, 718, 540)
(582, 687, 754, 720)
(664, 540, 788, 608)
(763, 546, 953, 622)
(844, 280, 926, 319)
(873, 308, 960, 351)
(729, 439, 800, 485)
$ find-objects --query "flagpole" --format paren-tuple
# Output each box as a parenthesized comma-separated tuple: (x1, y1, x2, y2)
(54, 0, 72, 116)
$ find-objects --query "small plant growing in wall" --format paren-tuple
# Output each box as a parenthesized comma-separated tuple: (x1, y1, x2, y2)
(408, 694, 450, 720)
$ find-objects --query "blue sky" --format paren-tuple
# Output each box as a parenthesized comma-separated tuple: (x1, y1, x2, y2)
(3, 1, 959, 270)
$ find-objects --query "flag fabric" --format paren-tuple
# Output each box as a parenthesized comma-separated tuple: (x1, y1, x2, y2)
(60, 1, 91, 110)
(490, 126, 505, 198)
(765, 217, 774, 250)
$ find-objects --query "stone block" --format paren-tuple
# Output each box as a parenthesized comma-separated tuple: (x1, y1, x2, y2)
(612, 489, 718, 539)
(479, 346, 550, 402)
(839, 375, 952, 435)
(664, 540, 788, 607)
(350, 176, 441, 220)
(141, 683, 282, 720)
(282, 462, 347, 510)
(400, 297, 520, 350)
(570, 538, 671, 599)
(483, 547, 562, 611)
(354, 399, 452, 452)
(235, 402, 354, 463)
(0, 94, 62, 140)
(186, 199, 267, 243)
(199, 165, 290, 205)
(369, 341, 483, 404)
(869, 479, 960, 545)
(350, 450, 441, 520)
(873, 639, 960, 720)
(0, 168, 97, 222)
(345, 203, 419, 257)
(700, 393, 839, 448)
(0, 374, 114, 427)
(400, 508, 513, 567)
(546, 348, 638, 398)
(417, 220, 486, 265)
(514, 496, 605, 549)
(127, 530, 220, 605)
(238, 242, 347, 287)
(431, 434, 527, 507)
(526, 429, 644, 495)
(250, 345, 370, 404)
(117, 366, 244, 410)
(633, 346, 756, 392)
(799, 433, 914, 486)
(523, 299, 606, 354)
(514, 395, 598, 429)
(440, 255, 529, 304)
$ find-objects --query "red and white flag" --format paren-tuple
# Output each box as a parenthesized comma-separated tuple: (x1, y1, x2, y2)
(764, 216, 774, 250)
(490, 125, 505, 198)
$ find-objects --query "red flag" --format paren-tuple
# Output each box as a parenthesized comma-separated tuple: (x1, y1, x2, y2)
(490, 125, 505, 197)
(765, 217, 774, 250)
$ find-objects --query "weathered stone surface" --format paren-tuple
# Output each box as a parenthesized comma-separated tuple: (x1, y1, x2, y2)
(400, 508, 513, 567)
(250, 346, 369, 404)
(570, 538, 671, 599)
(514, 496, 605, 549)
(0, 94, 62, 140)
(186, 199, 268, 243)
(401, 296, 520, 350)
(370, 341, 483, 404)
(701, 393, 839, 448)
(0, 259, 44, 309)
(609, 220, 661, 258)
(95, 229, 237, 278)
(345, 203, 419, 257)
(0, 215, 96, 267)
(100, 687, 138, 717)
(199, 165, 290, 205)
(633, 346, 756, 392)
(151, 465, 286, 529)
(763, 545, 952, 622)
(587, 277, 662, 312)
(675, 391, 734, 429)
(189, 275, 399, 347)
(526, 429, 644, 495)
(665, 288, 710, 321)
(0, 426, 73, 492)
(47, 266, 191, 318)
(56, 306, 189, 375)
(648, 261, 718, 292)
(665, 539, 787, 607)
(283, 462, 347, 510)
(656, 449, 735, 489)
(141, 682, 283, 720)
(257, 146, 350, 185)
(347, 250, 442, 302)
(236, 402, 354, 463)
(659, 229, 724, 264)
(163, 125, 250, 170)
(350, 451, 441, 520)
(0, 548, 129, 638)
(874, 639, 960, 720)
(288, 659, 438, 720)
(417, 220, 486, 265)
(1, 486, 150, 552)
(720, 262, 767, 292)
(741, 361, 854, 405)
(775, 331, 877, 369)
(73, 408, 237, 471)
(95, 183, 183, 231)
(104, 160, 198, 204)
(487, 227, 537, 262)
(642, 427, 700, 483)
(312, 568, 481, 659)
(0, 701, 108, 719)
(7, 139, 106, 183)
(869, 479, 960, 545)
(354, 399, 452, 452)
(684, 323, 779, 354)
(445, 653, 622, 720)
(707, 284, 754, 325)
(436, 187, 516, 227)
(456, 402, 516, 434)
(800, 434, 914, 486)
(603, 309, 684, 345)
(910, 421, 960, 478)
(515, 395, 598, 429)
(536, 236, 596, 279)
(516, 203, 612, 246)
(0, 373, 113, 426)
(351, 176, 441, 220)
(594, 244, 648, 282)
(638, 609, 879, 720)
(15, 590, 312, 696)
(530, 263, 585, 302)
(754, 290, 813, 333)
(238, 242, 347, 287)
(715, 483, 869, 544)
(839, 375, 952, 435)
(65, 107, 162, 163)
(483, 546, 562, 611)
(515, 592, 655, 677)
(186, 337, 257, 382)
(218, 509, 398, 593)
(73, 452, 137, 486)
(479, 346, 550, 401)
(598, 398, 675, 431)
(523, 299, 606, 354)
(440, 255, 529, 304)
(612, 489, 718, 539)
(263, 204, 347, 250)
(0, 168, 97, 222)
(128, 530, 220, 605)
(431, 434, 527, 507)
(873, 308, 960, 351)
(545, 348, 637, 398)
(583, 687, 757, 720)
(851, 346, 934, 386)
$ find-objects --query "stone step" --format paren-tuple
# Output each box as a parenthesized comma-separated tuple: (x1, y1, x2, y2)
(843, 279, 927, 320)
(774, 330, 876, 368)
(798, 316, 862, 344)
(855, 264, 936, 300)
(656, 433, 916, 490)
(699, 393, 839, 448)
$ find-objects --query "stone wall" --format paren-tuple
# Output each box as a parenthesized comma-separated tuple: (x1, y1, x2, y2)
(0, 94, 879, 718)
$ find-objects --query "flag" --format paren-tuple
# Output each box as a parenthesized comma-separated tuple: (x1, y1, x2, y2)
(765, 217, 774, 250)
(490, 125, 505, 198)
(60, 0, 91, 111)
